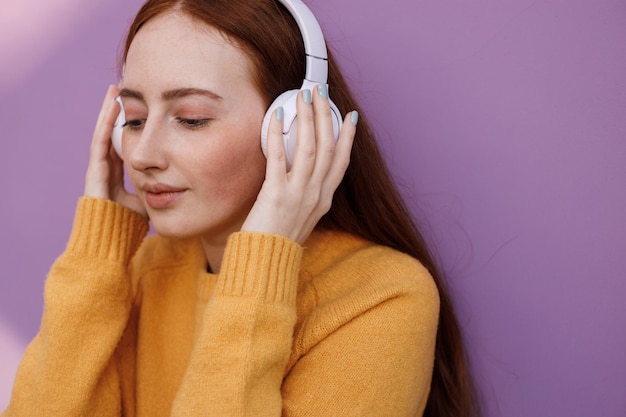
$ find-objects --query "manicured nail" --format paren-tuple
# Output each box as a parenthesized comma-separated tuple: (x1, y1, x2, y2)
(318, 83, 329, 99)
(350, 110, 359, 126)
(302, 89, 312, 104)
(276, 106, 284, 121)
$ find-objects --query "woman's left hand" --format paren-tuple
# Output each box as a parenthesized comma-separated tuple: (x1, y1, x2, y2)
(241, 84, 357, 244)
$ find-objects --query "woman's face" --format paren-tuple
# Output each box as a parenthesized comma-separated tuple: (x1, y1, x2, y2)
(120, 12, 268, 245)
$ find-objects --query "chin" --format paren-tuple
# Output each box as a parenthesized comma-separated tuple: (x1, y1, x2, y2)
(149, 212, 245, 244)
(148, 212, 200, 240)
(151, 224, 196, 241)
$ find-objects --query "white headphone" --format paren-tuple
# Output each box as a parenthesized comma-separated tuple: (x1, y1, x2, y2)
(111, 0, 341, 167)
(260, 0, 342, 168)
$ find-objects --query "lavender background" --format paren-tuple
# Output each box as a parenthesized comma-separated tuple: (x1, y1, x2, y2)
(1, 0, 625, 415)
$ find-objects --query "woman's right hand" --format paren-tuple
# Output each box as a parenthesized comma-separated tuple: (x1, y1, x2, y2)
(83, 85, 147, 217)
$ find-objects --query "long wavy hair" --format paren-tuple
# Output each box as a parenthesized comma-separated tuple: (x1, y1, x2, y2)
(121, 1, 482, 415)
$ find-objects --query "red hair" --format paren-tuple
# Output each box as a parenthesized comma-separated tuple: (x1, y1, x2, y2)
(121, 1, 482, 415)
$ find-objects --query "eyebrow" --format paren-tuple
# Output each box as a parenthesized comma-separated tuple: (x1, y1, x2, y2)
(119, 87, 223, 102)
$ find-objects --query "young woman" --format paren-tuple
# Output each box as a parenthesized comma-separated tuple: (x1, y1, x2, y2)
(3, 0, 480, 416)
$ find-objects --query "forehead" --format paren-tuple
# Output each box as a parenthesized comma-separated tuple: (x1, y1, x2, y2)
(123, 12, 256, 92)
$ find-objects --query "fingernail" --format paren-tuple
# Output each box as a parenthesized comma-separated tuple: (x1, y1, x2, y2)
(276, 106, 284, 121)
(318, 84, 329, 99)
(302, 89, 312, 104)
(350, 110, 359, 126)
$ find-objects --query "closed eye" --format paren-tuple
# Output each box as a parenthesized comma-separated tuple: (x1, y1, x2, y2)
(177, 118, 211, 129)
(123, 120, 146, 130)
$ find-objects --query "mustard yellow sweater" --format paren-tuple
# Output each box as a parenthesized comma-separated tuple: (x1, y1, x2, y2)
(3, 197, 439, 417)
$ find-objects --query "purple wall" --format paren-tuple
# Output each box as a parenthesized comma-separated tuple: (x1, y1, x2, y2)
(1, 0, 625, 415)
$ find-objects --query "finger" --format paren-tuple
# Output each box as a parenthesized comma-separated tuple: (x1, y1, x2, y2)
(84, 86, 121, 199)
(90, 86, 121, 161)
(265, 106, 288, 182)
(289, 89, 316, 179)
(320, 110, 357, 196)
(94, 85, 119, 130)
(93, 85, 120, 141)
(310, 83, 336, 182)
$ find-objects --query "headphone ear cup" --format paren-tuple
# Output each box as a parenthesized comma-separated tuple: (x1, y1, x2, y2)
(111, 96, 125, 159)
(260, 89, 343, 169)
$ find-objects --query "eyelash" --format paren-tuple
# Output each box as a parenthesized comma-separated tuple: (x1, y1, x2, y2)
(177, 118, 210, 129)
(122, 118, 211, 131)
(122, 120, 145, 130)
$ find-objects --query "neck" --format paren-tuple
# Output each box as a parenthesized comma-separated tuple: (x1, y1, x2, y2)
(200, 237, 226, 274)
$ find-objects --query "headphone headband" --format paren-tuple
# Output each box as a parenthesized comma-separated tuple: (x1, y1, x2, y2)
(275, 0, 329, 84)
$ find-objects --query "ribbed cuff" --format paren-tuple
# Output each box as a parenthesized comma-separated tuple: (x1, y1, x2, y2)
(66, 197, 149, 266)
(217, 232, 302, 304)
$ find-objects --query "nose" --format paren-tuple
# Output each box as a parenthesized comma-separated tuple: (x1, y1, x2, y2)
(127, 119, 169, 172)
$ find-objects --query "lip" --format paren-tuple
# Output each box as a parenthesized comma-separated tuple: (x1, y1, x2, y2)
(142, 183, 187, 209)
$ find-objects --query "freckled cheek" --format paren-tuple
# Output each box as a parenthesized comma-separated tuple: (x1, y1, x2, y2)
(195, 135, 267, 202)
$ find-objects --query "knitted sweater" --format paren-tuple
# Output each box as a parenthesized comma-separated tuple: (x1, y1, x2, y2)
(3, 197, 439, 417)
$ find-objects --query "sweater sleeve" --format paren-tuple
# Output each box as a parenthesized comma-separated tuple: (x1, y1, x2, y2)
(170, 232, 302, 417)
(2, 197, 149, 417)
(282, 286, 440, 417)
(282, 253, 440, 417)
